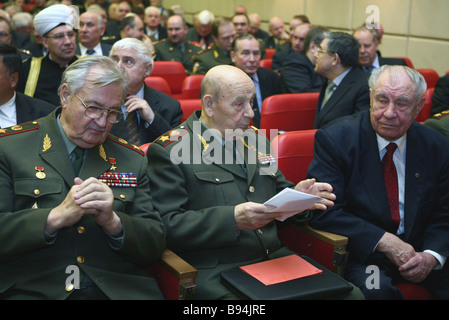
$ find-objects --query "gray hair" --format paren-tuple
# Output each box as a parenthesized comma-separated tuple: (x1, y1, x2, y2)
(110, 37, 154, 65)
(369, 65, 427, 102)
(58, 55, 126, 101)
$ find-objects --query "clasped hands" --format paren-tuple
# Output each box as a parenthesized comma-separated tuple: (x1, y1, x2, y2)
(234, 178, 335, 231)
(377, 232, 438, 283)
(45, 177, 122, 236)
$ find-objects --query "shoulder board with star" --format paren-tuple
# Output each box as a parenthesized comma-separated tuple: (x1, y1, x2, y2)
(153, 39, 166, 46)
(431, 110, 449, 120)
(0, 121, 40, 137)
(155, 126, 188, 147)
(106, 134, 144, 156)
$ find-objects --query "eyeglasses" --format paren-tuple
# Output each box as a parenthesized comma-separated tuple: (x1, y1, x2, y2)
(46, 31, 76, 41)
(0, 32, 10, 38)
(75, 94, 123, 124)
(317, 48, 329, 55)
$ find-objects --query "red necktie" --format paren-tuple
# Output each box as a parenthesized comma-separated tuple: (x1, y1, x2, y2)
(382, 143, 400, 228)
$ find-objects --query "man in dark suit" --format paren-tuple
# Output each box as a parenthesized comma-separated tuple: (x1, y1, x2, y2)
(308, 65, 449, 299)
(231, 34, 282, 128)
(0, 55, 165, 300)
(353, 25, 407, 73)
(0, 42, 55, 128)
(280, 25, 328, 93)
(76, 11, 112, 57)
(272, 23, 310, 71)
(143, 6, 167, 42)
(109, 38, 182, 145)
(430, 74, 449, 116)
(313, 32, 370, 129)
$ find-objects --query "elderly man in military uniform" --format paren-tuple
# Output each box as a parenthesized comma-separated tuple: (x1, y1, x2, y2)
(154, 14, 202, 74)
(0, 55, 166, 300)
(16, 4, 79, 107)
(424, 110, 449, 140)
(146, 65, 363, 300)
(192, 17, 235, 75)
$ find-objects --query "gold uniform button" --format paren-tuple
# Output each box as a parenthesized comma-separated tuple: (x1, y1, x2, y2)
(257, 229, 263, 235)
(77, 226, 85, 234)
(77, 256, 85, 264)
(120, 194, 126, 199)
(34, 189, 40, 195)
(65, 283, 74, 292)
(249, 186, 255, 193)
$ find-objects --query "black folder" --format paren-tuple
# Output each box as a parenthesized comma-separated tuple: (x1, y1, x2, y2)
(220, 255, 352, 300)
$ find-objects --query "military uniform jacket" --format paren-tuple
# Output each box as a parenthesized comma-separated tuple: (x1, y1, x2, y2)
(146, 111, 295, 299)
(0, 109, 166, 300)
(192, 42, 232, 75)
(154, 39, 202, 74)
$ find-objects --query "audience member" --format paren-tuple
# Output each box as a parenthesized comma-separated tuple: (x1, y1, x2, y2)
(76, 11, 112, 56)
(353, 24, 407, 73)
(0, 42, 54, 128)
(248, 13, 269, 40)
(185, 9, 214, 50)
(192, 17, 235, 75)
(424, 110, 449, 140)
(11, 11, 33, 35)
(289, 14, 310, 32)
(308, 65, 449, 300)
(280, 25, 327, 93)
(146, 64, 362, 300)
(430, 73, 449, 115)
(232, 12, 250, 37)
(105, 1, 131, 41)
(143, 6, 167, 42)
(272, 22, 310, 71)
(17, 5, 79, 107)
(0, 54, 166, 300)
(119, 13, 154, 54)
(265, 16, 289, 49)
(313, 32, 370, 129)
(109, 38, 182, 145)
(0, 15, 30, 51)
(154, 14, 202, 74)
(231, 34, 281, 127)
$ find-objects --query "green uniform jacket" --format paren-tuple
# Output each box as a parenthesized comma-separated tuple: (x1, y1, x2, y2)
(192, 42, 232, 75)
(0, 109, 166, 300)
(154, 39, 202, 74)
(424, 110, 449, 140)
(146, 111, 296, 299)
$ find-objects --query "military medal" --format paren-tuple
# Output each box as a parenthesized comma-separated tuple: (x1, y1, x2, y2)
(35, 166, 46, 179)
(98, 172, 137, 187)
(257, 153, 276, 166)
(109, 158, 117, 171)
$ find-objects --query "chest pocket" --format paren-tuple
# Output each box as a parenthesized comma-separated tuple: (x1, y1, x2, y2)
(194, 171, 239, 205)
(14, 178, 63, 209)
(111, 188, 136, 212)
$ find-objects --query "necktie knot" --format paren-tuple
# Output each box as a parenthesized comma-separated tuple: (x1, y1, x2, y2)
(385, 142, 397, 156)
(86, 48, 95, 55)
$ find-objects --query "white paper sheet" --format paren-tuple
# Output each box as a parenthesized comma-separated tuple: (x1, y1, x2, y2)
(264, 188, 322, 221)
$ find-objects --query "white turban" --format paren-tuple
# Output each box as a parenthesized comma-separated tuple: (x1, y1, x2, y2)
(34, 4, 80, 36)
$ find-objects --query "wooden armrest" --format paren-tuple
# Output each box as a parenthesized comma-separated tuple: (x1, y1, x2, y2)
(148, 249, 197, 300)
(277, 222, 348, 277)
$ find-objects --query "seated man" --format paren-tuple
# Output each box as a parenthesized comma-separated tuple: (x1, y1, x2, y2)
(147, 65, 363, 300)
(424, 110, 449, 140)
(430, 74, 449, 116)
(308, 65, 449, 299)
(314, 32, 370, 129)
(109, 38, 182, 145)
(0, 55, 165, 300)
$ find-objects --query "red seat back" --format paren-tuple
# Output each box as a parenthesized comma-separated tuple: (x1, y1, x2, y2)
(179, 99, 202, 122)
(151, 61, 187, 96)
(259, 59, 272, 70)
(417, 68, 439, 88)
(180, 75, 204, 99)
(260, 92, 319, 141)
(271, 129, 317, 183)
(416, 87, 434, 122)
(144, 76, 171, 96)
(264, 48, 275, 59)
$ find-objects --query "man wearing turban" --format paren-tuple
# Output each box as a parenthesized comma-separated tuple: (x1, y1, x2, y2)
(17, 4, 80, 107)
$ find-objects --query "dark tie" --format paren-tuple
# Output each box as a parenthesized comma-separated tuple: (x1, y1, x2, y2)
(364, 65, 374, 73)
(125, 111, 140, 146)
(382, 143, 400, 228)
(72, 146, 85, 176)
(86, 48, 95, 55)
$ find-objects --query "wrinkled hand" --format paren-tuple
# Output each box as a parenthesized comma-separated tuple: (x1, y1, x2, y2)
(234, 202, 282, 230)
(399, 252, 438, 283)
(377, 232, 416, 267)
(45, 178, 122, 236)
(125, 95, 155, 124)
(295, 178, 336, 210)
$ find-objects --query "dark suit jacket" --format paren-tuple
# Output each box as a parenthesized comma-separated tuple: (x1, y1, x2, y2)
(308, 110, 449, 264)
(75, 42, 112, 56)
(0, 109, 165, 299)
(14, 92, 56, 125)
(147, 111, 295, 299)
(252, 67, 283, 128)
(314, 67, 370, 129)
(109, 85, 183, 144)
(280, 52, 325, 93)
(431, 74, 449, 115)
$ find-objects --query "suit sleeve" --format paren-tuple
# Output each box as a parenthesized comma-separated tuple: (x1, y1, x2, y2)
(280, 55, 319, 93)
(143, 99, 182, 142)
